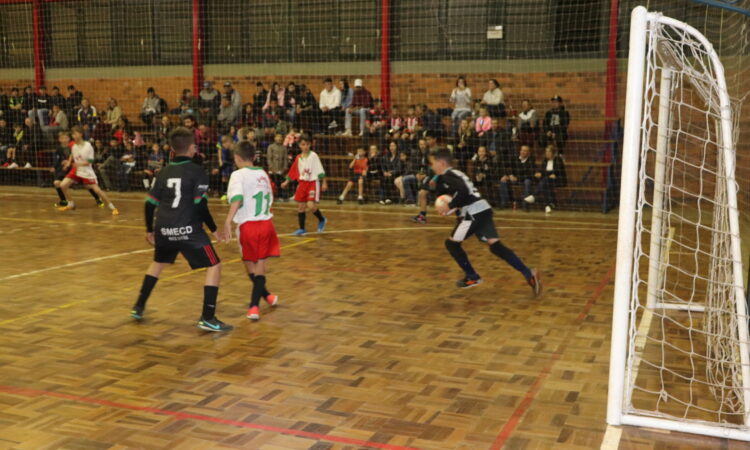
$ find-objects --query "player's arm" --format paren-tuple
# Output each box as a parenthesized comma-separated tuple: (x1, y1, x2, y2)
(281, 155, 299, 188)
(219, 174, 242, 242)
(144, 187, 161, 245)
(194, 172, 218, 234)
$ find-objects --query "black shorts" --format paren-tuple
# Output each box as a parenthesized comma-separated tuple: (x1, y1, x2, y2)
(154, 242, 221, 269)
(350, 173, 365, 183)
(450, 209, 498, 242)
(54, 169, 66, 181)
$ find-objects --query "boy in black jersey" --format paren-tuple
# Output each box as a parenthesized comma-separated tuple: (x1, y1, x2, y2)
(431, 148, 542, 295)
(131, 127, 232, 332)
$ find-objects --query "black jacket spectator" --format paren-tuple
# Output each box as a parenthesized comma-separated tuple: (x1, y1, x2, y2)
(66, 86, 83, 117)
(538, 155, 567, 187)
(514, 153, 536, 181)
(542, 98, 570, 151)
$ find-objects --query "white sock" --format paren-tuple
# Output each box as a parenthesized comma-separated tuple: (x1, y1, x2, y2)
(108, 203, 116, 210)
(142, 179, 150, 188)
(338, 195, 344, 200)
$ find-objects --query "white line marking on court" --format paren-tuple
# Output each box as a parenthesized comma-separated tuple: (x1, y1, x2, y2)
(600, 227, 675, 450)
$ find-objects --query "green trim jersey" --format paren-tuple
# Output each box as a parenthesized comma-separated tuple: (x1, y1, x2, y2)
(226, 166, 274, 223)
(148, 159, 211, 246)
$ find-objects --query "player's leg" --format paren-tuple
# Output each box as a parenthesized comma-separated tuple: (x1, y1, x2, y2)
(295, 201, 307, 235)
(338, 180, 353, 203)
(246, 260, 270, 320)
(131, 261, 169, 320)
(87, 186, 103, 206)
(413, 188, 429, 224)
(309, 181, 326, 232)
(58, 176, 75, 209)
(446, 219, 481, 288)
(199, 262, 230, 329)
(87, 183, 118, 215)
(53, 178, 68, 207)
(357, 176, 364, 203)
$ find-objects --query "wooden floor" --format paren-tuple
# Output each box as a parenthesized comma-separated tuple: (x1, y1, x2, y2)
(0, 186, 746, 450)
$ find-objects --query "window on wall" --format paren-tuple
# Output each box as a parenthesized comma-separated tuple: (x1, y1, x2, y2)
(0, 3, 34, 69)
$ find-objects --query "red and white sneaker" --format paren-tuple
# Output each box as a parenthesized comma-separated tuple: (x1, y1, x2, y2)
(247, 306, 260, 321)
(265, 294, 279, 307)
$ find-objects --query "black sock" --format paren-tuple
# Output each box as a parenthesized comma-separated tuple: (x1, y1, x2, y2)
(490, 241, 533, 280)
(298, 212, 306, 230)
(88, 189, 102, 203)
(420, 210, 427, 216)
(202, 285, 218, 320)
(313, 209, 325, 223)
(251, 275, 266, 308)
(55, 187, 67, 204)
(248, 273, 271, 297)
(135, 275, 158, 309)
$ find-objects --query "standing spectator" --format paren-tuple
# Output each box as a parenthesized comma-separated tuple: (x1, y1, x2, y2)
(454, 118, 475, 171)
(212, 135, 234, 199)
(263, 82, 286, 111)
(481, 79, 505, 118)
(527, 144, 567, 214)
(364, 99, 388, 149)
(140, 87, 161, 125)
(516, 100, 538, 149)
(319, 78, 341, 133)
(469, 146, 497, 205)
(31, 85, 51, 125)
(252, 82, 268, 124)
(49, 86, 66, 110)
(103, 98, 122, 128)
(401, 105, 421, 148)
(262, 98, 284, 137)
(7, 88, 24, 126)
(499, 144, 536, 211)
(217, 95, 239, 134)
(339, 78, 353, 116)
(43, 104, 69, 142)
(76, 98, 98, 138)
(65, 85, 83, 119)
(449, 76, 472, 136)
(284, 82, 299, 125)
(143, 142, 165, 189)
(266, 133, 289, 200)
(343, 79, 373, 137)
(223, 81, 242, 109)
(295, 84, 318, 130)
(199, 81, 221, 124)
(542, 96, 570, 154)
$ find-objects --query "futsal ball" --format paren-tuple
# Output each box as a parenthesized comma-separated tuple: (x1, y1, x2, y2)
(435, 194, 457, 216)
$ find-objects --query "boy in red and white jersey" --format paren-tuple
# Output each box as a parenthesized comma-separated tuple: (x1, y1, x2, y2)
(58, 126, 119, 215)
(219, 141, 280, 321)
(280, 134, 328, 236)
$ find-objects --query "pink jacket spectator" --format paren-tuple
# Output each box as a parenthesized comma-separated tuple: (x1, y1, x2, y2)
(475, 116, 492, 135)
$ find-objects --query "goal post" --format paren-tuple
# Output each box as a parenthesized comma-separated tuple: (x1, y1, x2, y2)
(608, 5, 750, 440)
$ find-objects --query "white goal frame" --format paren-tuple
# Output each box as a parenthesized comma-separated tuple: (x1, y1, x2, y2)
(607, 5, 750, 441)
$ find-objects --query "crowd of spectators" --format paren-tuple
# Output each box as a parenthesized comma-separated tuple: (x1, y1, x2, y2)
(0, 75, 572, 212)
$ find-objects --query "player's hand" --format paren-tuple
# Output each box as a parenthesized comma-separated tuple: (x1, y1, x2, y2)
(219, 226, 232, 243)
(428, 179, 437, 189)
(550, 174, 557, 179)
(435, 202, 450, 216)
(146, 232, 155, 246)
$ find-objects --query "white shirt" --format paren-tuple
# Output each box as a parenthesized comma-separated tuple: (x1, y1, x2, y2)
(288, 151, 325, 182)
(319, 87, 342, 110)
(226, 167, 274, 223)
(546, 159, 554, 171)
(72, 141, 97, 179)
(482, 88, 504, 105)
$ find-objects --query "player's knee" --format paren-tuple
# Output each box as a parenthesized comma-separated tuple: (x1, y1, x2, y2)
(489, 240, 511, 259)
(445, 238, 463, 256)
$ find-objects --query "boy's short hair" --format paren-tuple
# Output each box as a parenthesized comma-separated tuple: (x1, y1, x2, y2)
(70, 125, 84, 135)
(234, 141, 255, 162)
(431, 148, 452, 163)
(298, 133, 312, 144)
(356, 147, 365, 152)
(58, 130, 70, 138)
(169, 127, 195, 154)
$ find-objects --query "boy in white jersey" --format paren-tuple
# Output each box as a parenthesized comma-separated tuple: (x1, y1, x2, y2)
(58, 126, 119, 215)
(219, 141, 280, 321)
(280, 134, 328, 236)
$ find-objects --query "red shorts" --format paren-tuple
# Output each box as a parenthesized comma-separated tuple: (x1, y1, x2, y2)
(65, 167, 97, 185)
(294, 180, 320, 203)
(238, 220, 280, 262)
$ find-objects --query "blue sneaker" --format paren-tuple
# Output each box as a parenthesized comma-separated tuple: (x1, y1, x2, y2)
(293, 228, 307, 236)
(131, 305, 144, 321)
(317, 217, 327, 233)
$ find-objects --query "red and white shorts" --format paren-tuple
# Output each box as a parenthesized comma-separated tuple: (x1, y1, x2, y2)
(65, 167, 97, 185)
(238, 220, 281, 263)
(294, 180, 320, 203)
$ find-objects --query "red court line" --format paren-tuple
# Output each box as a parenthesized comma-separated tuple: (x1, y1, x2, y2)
(0, 385, 422, 450)
(490, 263, 616, 449)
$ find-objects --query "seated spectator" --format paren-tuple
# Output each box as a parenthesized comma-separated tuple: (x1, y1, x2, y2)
(266, 133, 289, 200)
(526, 144, 567, 214)
(416, 103, 442, 141)
(199, 81, 220, 124)
(223, 81, 242, 109)
(388, 105, 403, 141)
(485, 117, 512, 164)
(140, 87, 161, 125)
(499, 144, 535, 210)
(284, 82, 298, 124)
(380, 141, 401, 204)
(401, 105, 422, 148)
(118, 140, 137, 190)
(294, 84, 318, 130)
(283, 126, 301, 149)
(21, 85, 33, 118)
(401, 138, 430, 206)
(469, 146, 497, 205)
(364, 144, 382, 201)
(155, 115, 172, 146)
(344, 79, 373, 137)
(542, 96, 570, 154)
(0, 87, 6, 120)
(364, 99, 388, 149)
(0, 118, 12, 158)
(31, 85, 51, 125)
(43, 104, 69, 142)
(111, 117, 132, 143)
(474, 106, 492, 141)
(394, 150, 414, 204)
(103, 98, 122, 127)
(49, 86, 66, 110)
(516, 100, 539, 149)
(76, 98, 98, 139)
(197, 123, 216, 162)
(481, 79, 505, 118)
(449, 76, 472, 136)
(262, 98, 284, 136)
(319, 77, 341, 133)
(143, 142, 164, 189)
(336, 146, 368, 204)
(97, 138, 124, 190)
(7, 88, 24, 126)
(263, 82, 286, 111)
(65, 85, 83, 119)
(173, 88, 198, 119)
(217, 95, 240, 134)
(252, 82, 268, 124)
(211, 135, 234, 199)
(454, 118, 475, 171)
(3, 122, 24, 168)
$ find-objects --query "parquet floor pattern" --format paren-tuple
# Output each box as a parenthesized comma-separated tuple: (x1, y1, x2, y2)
(0, 187, 744, 449)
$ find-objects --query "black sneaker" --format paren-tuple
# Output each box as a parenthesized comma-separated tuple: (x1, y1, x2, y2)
(336, 198, 343, 205)
(131, 305, 144, 321)
(528, 269, 542, 297)
(456, 277, 483, 288)
(412, 214, 426, 224)
(54, 201, 68, 208)
(357, 198, 364, 205)
(198, 316, 233, 332)
(96, 200, 105, 208)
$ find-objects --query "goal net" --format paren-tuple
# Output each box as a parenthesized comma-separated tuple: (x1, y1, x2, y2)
(608, 6, 750, 440)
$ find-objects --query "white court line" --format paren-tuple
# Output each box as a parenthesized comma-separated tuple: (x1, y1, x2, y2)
(601, 227, 675, 450)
